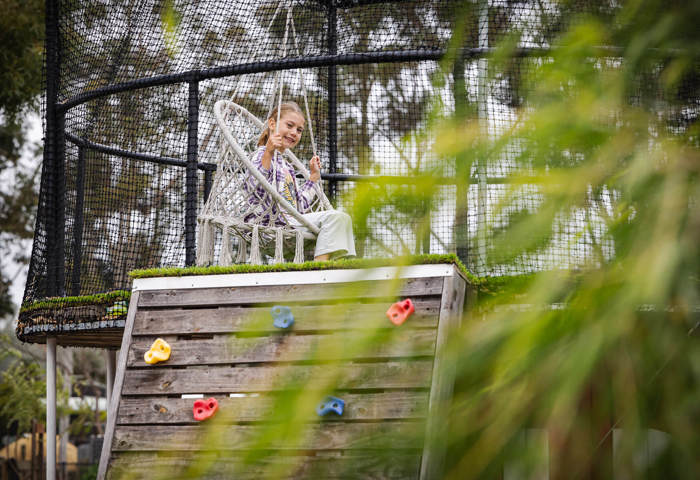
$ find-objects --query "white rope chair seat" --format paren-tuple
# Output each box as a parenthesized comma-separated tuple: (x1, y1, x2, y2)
(196, 100, 333, 265)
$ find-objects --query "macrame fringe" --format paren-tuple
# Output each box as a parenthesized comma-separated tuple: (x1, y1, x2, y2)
(274, 228, 285, 264)
(219, 225, 233, 266)
(235, 235, 247, 264)
(249, 225, 262, 265)
(293, 230, 304, 263)
(196, 219, 214, 266)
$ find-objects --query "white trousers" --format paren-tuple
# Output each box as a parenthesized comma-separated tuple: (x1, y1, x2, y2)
(291, 210, 356, 259)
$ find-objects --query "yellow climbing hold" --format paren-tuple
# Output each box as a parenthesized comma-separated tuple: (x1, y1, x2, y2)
(144, 338, 171, 364)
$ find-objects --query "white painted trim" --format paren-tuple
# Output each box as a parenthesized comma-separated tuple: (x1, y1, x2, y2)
(132, 264, 455, 292)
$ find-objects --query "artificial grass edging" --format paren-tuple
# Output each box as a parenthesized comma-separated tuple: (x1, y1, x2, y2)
(128, 254, 480, 284)
(19, 290, 131, 315)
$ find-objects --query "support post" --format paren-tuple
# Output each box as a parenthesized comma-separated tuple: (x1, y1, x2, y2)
(422, 210, 431, 255)
(203, 169, 213, 203)
(327, 1, 338, 204)
(453, 51, 469, 264)
(185, 79, 200, 266)
(105, 349, 116, 406)
(55, 112, 66, 296)
(43, 0, 60, 296)
(70, 146, 86, 295)
(31, 419, 36, 480)
(476, 0, 489, 274)
(46, 337, 57, 480)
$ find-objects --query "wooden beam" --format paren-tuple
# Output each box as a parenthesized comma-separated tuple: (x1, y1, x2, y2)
(126, 329, 437, 366)
(419, 267, 467, 479)
(117, 391, 429, 424)
(97, 291, 140, 480)
(107, 451, 421, 480)
(111, 422, 424, 451)
(132, 299, 441, 335)
(121, 360, 434, 395)
(137, 277, 444, 308)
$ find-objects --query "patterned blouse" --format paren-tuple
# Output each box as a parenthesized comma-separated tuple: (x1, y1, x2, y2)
(244, 146, 318, 226)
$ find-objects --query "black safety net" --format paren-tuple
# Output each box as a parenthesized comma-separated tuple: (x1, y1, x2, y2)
(19, 0, 698, 342)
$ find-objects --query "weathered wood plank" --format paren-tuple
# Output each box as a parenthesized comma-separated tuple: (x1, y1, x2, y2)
(132, 299, 441, 335)
(107, 452, 421, 480)
(55, 334, 123, 348)
(23, 331, 124, 348)
(126, 329, 437, 367)
(117, 391, 429, 424)
(112, 422, 424, 452)
(137, 277, 444, 308)
(122, 361, 433, 395)
(419, 269, 468, 480)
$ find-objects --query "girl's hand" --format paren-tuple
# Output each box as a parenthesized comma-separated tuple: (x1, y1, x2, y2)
(309, 155, 321, 182)
(268, 132, 285, 152)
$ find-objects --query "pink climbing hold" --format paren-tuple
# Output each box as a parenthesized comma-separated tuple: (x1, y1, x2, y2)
(386, 298, 415, 326)
(193, 397, 219, 421)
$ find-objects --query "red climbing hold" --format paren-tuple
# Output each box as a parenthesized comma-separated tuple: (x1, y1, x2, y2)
(386, 298, 415, 326)
(193, 397, 219, 421)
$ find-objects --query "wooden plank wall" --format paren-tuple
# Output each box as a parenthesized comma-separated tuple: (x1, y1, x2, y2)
(99, 270, 466, 480)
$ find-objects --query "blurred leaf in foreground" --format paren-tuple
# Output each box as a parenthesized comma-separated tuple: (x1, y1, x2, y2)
(439, 2, 699, 479)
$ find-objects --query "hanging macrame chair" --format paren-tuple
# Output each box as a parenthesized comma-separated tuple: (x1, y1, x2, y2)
(197, 2, 334, 266)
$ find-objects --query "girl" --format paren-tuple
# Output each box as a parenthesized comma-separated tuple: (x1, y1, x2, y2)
(246, 101, 355, 261)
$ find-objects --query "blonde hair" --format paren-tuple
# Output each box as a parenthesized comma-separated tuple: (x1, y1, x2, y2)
(257, 101, 304, 147)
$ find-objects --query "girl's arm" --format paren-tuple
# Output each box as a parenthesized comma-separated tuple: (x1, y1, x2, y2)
(262, 132, 285, 170)
(296, 156, 320, 213)
(309, 155, 321, 182)
(296, 178, 318, 213)
(246, 148, 274, 201)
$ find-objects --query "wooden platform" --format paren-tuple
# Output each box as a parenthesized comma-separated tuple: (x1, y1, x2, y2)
(98, 265, 468, 479)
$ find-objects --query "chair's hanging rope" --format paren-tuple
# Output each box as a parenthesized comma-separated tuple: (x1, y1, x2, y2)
(289, 12, 332, 210)
(203, 2, 286, 153)
(264, 1, 286, 120)
(276, 3, 293, 131)
(289, 14, 317, 157)
(269, 1, 316, 156)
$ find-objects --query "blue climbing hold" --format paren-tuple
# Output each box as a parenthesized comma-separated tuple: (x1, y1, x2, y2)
(316, 396, 345, 417)
(271, 305, 294, 329)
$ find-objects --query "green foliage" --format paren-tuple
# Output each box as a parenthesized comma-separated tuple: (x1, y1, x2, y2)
(0, 333, 69, 435)
(430, 3, 700, 479)
(0, 359, 44, 433)
(80, 464, 99, 480)
(160, 0, 182, 59)
(0, 0, 43, 316)
(0, 0, 43, 122)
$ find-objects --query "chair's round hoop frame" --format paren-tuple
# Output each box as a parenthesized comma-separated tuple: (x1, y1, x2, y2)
(214, 99, 331, 235)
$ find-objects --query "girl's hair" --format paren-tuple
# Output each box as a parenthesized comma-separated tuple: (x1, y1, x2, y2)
(257, 101, 304, 147)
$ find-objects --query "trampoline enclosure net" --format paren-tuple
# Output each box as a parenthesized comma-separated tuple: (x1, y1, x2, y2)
(20, 0, 698, 337)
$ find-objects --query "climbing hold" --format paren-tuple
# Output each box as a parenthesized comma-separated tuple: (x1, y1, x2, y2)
(271, 305, 294, 329)
(193, 397, 219, 421)
(386, 299, 415, 326)
(144, 338, 171, 364)
(316, 396, 345, 417)
(106, 300, 128, 318)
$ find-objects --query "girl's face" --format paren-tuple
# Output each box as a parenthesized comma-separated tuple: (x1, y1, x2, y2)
(270, 111, 305, 149)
